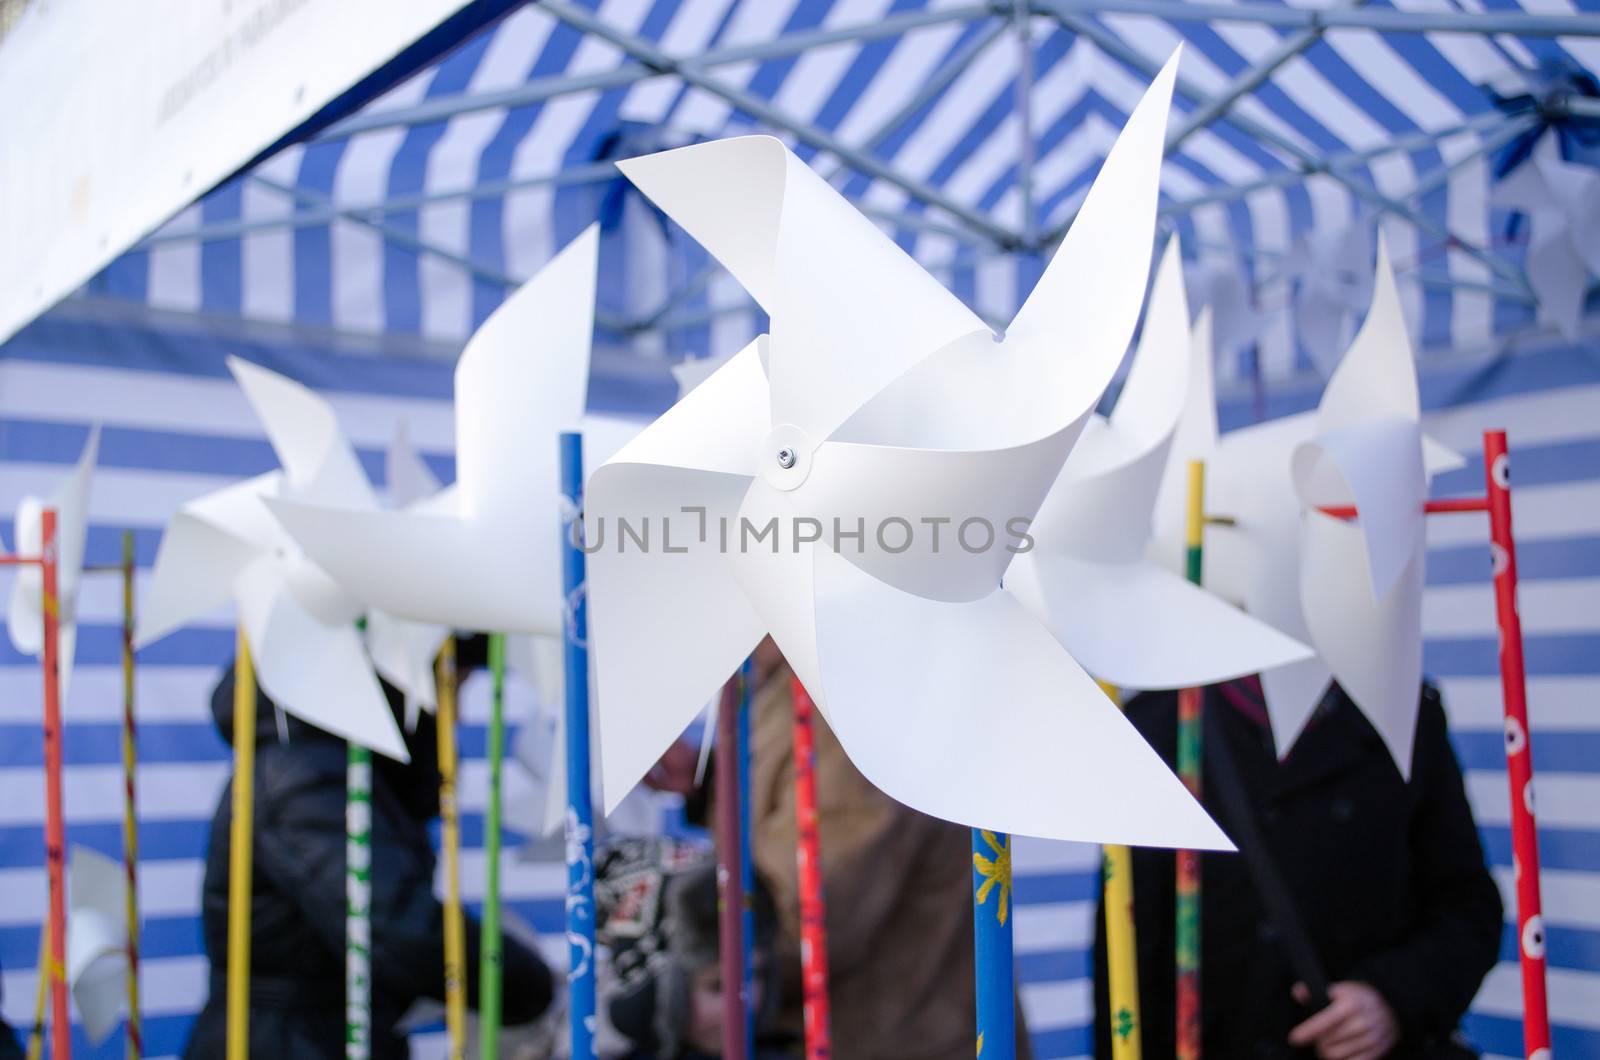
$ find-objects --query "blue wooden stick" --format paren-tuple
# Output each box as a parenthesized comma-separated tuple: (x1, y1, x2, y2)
(738, 657, 756, 1056)
(559, 431, 597, 1059)
(972, 828, 1015, 1060)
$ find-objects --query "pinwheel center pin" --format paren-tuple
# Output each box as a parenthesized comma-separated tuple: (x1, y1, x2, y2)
(760, 424, 814, 492)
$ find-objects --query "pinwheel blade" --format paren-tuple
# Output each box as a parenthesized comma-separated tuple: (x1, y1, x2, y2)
(588, 340, 775, 809)
(7, 426, 99, 707)
(837, 53, 1179, 459)
(365, 609, 447, 711)
(67, 845, 128, 1045)
(618, 136, 985, 442)
(1006, 552, 1312, 691)
(1299, 517, 1426, 775)
(456, 223, 596, 522)
(589, 464, 765, 812)
(237, 562, 408, 761)
(229, 358, 376, 509)
(387, 419, 441, 509)
(809, 544, 1229, 848)
(1004, 49, 1180, 418)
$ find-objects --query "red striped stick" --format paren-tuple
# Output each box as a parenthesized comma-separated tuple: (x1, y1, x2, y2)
(789, 676, 833, 1060)
(1483, 430, 1551, 1056)
(122, 530, 143, 1058)
(40, 509, 71, 1060)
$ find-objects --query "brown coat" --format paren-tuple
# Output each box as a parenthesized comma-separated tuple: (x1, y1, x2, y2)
(743, 663, 1029, 1060)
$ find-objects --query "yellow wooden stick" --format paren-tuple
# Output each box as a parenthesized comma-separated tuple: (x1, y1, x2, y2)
(26, 920, 48, 1060)
(1098, 681, 1143, 1060)
(227, 630, 257, 1060)
(436, 639, 467, 1059)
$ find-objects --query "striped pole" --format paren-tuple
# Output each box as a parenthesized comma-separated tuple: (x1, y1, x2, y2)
(558, 431, 597, 1060)
(347, 743, 373, 1059)
(1483, 430, 1552, 1058)
(39, 509, 71, 1060)
(435, 639, 468, 1059)
(788, 677, 833, 1060)
(227, 629, 258, 1060)
(480, 632, 507, 1058)
(738, 659, 756, 1058)
(715, 675, 748, 1060)
(1175, 461, 1205, 1060)
(1098, 682, 1142, 1060)
(121, 530, 144, 1059)
(972, 828, 1014, 1060)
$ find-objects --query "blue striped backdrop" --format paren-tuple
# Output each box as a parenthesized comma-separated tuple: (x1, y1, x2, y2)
(7, 2, 1600, 1056)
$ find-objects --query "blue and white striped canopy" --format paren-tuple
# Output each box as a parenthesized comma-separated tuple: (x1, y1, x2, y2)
(4, 2, 1600, 1057)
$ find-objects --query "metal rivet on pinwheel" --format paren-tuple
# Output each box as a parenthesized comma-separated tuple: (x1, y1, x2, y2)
(135, 360, 408, 761)
(586, 50, 1228, 850)
(1199, 233, 1466, 775)
(7, 424, 99, 708)
(1006, 236, 1313, 691)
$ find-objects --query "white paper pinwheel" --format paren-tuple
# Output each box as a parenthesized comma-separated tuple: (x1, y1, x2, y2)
(1202, 234, 1464, 774)
(584, 53, 1226, 848)
(136, 360, 408, 761)
(1493, 131, 1600, 340)
(1289, 224, 1374, 377)
(265, 225, 608, 640)
(7, 425, 98, 707)
(1006, 238, 1312, 690)
(363, 421, 452, 721)
(66, 845, 129, 1045)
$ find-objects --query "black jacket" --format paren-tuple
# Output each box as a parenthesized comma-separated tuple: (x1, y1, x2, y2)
(184, 662, 553, 1059)
(1095, 682, 1502, 1059)
(0, 966, 20, 1060)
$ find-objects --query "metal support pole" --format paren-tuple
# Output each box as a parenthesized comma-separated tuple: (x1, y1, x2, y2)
(540, 0, 1023, 249)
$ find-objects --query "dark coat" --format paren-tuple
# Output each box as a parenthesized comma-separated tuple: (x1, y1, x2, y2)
(184, 663, 553, 1059)
(0, 968, 20, 1060)
(1094, 681, 1502, 1059)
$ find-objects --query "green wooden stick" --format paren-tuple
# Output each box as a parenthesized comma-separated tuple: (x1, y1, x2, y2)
(480, 633, 507, 1057)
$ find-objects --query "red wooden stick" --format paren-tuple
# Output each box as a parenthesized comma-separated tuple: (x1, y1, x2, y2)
(1483, 430, 1551, 1056)
(1316, 495, 1489, 520)
(40, 509, 71, 1060)
(715, 675, 748, 1060)
(789, 676, 833, 1060)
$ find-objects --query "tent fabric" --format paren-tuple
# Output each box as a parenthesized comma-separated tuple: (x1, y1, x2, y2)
(3, 2, 1600, 1057)
(3, 315, 1598, 1059)
(95, 0, 1599, 382)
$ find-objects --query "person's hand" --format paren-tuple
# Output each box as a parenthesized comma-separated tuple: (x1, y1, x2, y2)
(643, 738, 698, 795)
(1288, 981, 1400, 1059)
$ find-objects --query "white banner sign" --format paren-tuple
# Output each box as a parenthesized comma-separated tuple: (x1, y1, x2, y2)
(0, 0, 480, 345)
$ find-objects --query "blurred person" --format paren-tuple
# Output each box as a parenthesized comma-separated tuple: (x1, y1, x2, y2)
(592, 835, 788, 1059)
(656, 638, 1030, 1060)
(0, 967, 19, 1060)
(1094, 679, 1502, 1059)
(184, 638, 555, 1059)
